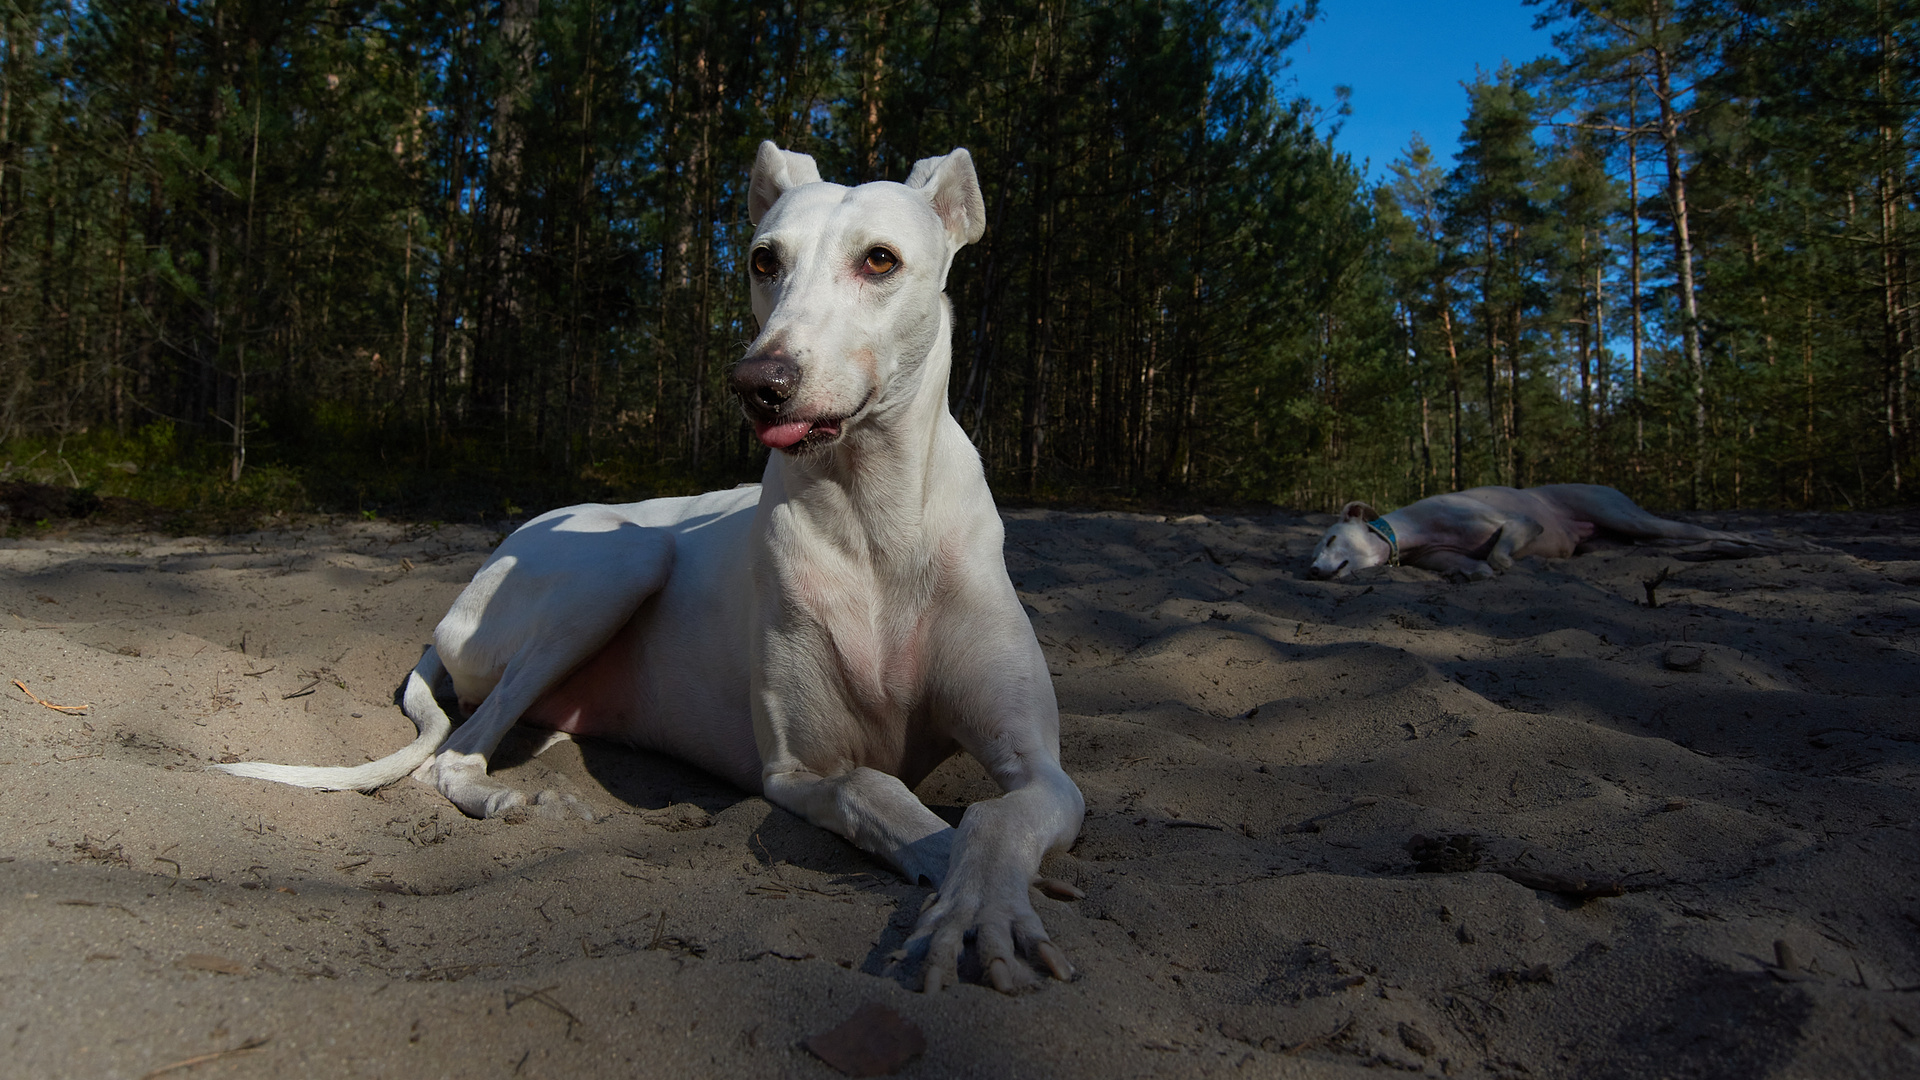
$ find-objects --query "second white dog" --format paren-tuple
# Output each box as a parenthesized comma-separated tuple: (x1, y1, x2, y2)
(219, 141, 1085, 994)
(1308, 483, 1783, 581)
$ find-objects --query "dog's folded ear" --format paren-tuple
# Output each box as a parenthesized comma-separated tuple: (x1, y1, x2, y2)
(749, 141, 823, 225)
(905, 148, 987, 247)
(1341, 501, 1380, 521)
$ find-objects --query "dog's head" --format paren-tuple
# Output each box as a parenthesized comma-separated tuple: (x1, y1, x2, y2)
(1308, 502, 1389, 579)
(731, 141, 986, 455)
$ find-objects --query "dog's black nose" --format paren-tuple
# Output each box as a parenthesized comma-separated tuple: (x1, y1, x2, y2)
(731, 351, 798, 414)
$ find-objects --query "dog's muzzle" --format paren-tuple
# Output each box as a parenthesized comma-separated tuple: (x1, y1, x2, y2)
(730, 351, 798, 419)
(732, 349, 834, 451)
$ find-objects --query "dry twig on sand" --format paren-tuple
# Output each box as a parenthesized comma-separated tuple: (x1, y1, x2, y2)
(1641, 565, 1673, 608)
(505, 985, 583, 1036)
(12, 678, 89, 713)
(140, 1036, 269, 1079)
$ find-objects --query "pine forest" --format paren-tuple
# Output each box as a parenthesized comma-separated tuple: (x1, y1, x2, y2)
(0, 0, 1914, 518)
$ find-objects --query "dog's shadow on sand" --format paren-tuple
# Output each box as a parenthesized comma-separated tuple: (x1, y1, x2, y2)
(569, 732, 979, 987)
(408, 679, 990, 989)
(568, 733, 964, 986)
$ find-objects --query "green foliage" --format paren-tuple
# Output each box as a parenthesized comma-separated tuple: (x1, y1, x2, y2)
(1354, 0, 1919, 511)
(1, 423, 303, 524)
(0, 0, 1912, 521)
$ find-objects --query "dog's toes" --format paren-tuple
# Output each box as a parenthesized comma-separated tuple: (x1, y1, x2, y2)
(987, 957, 1018, 995)
(922, 964, 949, 994)
(1036, 940, 1074, 982)
(975, 923, 1040, 994)
(914, 917, 964, 994)
(480, 789, 527, 818)
(1035, 877, 1084, 901)
(530, 790, 596, 822)
(978, 952, 1040, 995)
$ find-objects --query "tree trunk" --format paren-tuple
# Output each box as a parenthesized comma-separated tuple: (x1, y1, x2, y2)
(1648, 2, 1707, 507)
(1442, 302, 1463, 489)
(1876, 0, 1908, 496)
(482, 0, 539, 436)
(430, 20, 475, 448)
(1627, 75, 1646, 478)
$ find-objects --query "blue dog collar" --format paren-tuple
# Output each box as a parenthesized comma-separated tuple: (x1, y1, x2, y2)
(1365, 517, 1400, 567)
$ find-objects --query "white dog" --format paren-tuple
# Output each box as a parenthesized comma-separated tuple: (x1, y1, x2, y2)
(219, 142, 1085, 994)
(1308, 483, 1778, 581)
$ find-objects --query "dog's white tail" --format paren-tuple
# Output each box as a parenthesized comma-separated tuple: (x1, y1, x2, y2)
(212, 647, 453, 792)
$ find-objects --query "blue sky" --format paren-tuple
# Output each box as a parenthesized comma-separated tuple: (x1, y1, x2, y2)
(1284, 1, 1559, 180)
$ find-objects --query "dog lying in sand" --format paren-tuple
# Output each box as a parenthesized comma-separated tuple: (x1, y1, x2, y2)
(1309, 483, 1782, 581)
(217, 142, 1085, 994)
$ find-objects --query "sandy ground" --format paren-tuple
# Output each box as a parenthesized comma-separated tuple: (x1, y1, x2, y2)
(1, 503, 1917, 1079)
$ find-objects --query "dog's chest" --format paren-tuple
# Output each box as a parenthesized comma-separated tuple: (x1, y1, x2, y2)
(790, 555, 942, 722)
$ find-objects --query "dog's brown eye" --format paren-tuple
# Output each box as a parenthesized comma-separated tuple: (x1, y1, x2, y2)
(863, 247, 898, 275)
(751, 247, 778, 277)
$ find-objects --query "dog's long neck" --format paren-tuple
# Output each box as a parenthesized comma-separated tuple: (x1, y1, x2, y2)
(1374, 508, 1427, 562)
(765, 299, 962, 566)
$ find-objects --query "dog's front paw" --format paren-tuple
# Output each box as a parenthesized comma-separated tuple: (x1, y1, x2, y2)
(905, 877, 1073, 994)
(901, 808, 1077, 994)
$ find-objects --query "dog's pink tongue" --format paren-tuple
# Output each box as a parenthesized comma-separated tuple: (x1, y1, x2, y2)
(756, 419, 812, 449)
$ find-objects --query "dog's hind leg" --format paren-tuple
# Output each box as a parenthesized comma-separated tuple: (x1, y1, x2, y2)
(1581, 494, 1824, 556)
(1568, 485, 1754, 544)
(1486, 516, 1545, 570)
(416, 663, 596, 821)
(416, 511, 676, 820)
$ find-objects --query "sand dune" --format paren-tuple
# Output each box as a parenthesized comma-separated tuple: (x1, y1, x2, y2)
(2, 506, 1916, 1077)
